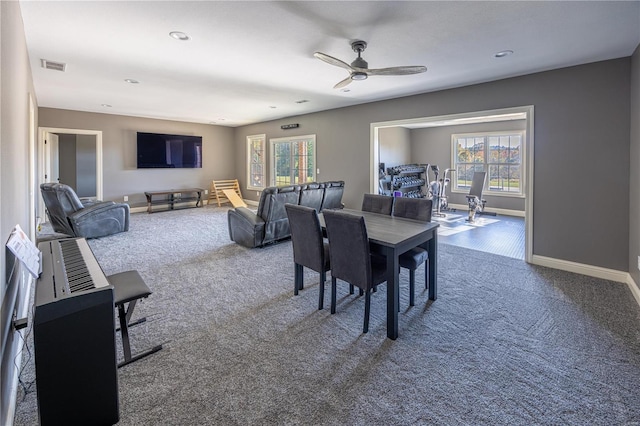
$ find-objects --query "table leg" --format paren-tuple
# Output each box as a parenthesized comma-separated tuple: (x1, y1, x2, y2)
(386, 246, 399, 340)
(428, 230, 438, 300)
(146, 194, 152, 214)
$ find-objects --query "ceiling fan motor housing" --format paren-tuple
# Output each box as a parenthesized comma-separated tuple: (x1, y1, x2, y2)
(350, 40, 369, 69)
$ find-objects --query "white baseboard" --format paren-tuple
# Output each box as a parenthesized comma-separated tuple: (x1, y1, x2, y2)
(447, 203, 525, 218)
(627, 275, 640, 307)
(531, 254, 629, 283)
(132, 199, 257, 213)
(532, 254, 640, 308)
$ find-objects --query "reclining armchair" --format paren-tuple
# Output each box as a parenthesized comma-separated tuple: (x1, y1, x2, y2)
(40, 183, 130, 239)
(228, 181, 344, 248)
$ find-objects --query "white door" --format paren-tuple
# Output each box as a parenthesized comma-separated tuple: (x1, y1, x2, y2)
(46, 132, 60, 183)
(40, 131, 59, 224)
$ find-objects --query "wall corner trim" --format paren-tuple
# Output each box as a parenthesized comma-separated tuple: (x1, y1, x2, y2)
(532, 254, 639, 308)
(626, 275, 640, 308)
(531, 254, 629, 284)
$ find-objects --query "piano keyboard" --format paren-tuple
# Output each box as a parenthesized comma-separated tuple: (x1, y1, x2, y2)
(59, 239, 110, 293)
(34, 237, 120, 425)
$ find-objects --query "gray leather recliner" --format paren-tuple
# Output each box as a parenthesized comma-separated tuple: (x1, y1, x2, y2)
(40, 183, 130, 239)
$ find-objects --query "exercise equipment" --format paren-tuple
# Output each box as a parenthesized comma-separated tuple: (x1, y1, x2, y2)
(429, 165, 455, 217)
(465, 171, 497, 223)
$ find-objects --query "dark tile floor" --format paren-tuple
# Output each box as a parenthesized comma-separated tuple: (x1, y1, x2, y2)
(433, 210, 525, 260)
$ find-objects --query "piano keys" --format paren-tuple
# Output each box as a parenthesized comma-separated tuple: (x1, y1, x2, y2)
(34, 238, 119, 426)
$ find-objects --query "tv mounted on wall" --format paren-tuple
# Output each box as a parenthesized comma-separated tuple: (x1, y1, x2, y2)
(137, 132, 202, 168)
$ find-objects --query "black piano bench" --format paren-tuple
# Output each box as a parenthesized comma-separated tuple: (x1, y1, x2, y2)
(107, 270, 163, 368)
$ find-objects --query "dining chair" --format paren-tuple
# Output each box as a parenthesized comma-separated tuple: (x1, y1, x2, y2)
(285, 204, 330, 309)
(323, 209, 388, 333)
(361, 193, 394, 215)
(393, 197, 433, 306)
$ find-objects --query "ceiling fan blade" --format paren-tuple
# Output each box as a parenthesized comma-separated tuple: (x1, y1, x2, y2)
(333, 76, 353, 89)
(367, 66, 427, 76)
(314, 52, 354, 72)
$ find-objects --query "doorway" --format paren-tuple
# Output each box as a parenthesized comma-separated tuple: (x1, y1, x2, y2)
(38, 127, 103, 223)
(370, 106, 534, 263)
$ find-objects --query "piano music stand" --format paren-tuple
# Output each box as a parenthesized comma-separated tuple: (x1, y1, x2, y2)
(107, 270, 163, 368)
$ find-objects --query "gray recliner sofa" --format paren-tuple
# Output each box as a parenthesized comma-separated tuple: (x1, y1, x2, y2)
(40, 183, 130, 239)
(227, 181, 344, 248)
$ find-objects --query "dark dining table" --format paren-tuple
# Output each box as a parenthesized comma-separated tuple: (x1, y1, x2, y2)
(319, 208, 439, 339)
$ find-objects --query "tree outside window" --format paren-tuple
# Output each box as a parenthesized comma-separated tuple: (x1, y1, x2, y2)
(270, 135, 316, 186)
(453, 132, 523, 195)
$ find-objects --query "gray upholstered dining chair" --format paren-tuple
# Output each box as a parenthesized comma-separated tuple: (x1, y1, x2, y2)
(361, 193, 394, 215)
(323, 209, 388, 333)
(393, 197, 433, 306)
(285, 204, 330, 309)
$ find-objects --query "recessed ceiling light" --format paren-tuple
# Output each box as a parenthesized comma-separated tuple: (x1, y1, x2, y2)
(340, 88, 351, 93)
(169, 31, 190, 41)
(494, 50, 514, 58)
(269, 106, 277, 109)
(101, 104, 112, 108)
(295, 100, 309, 104)
(124, 79, 139, 84)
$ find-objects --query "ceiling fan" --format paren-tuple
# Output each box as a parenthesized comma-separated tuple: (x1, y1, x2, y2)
(314, 40, 427, 89)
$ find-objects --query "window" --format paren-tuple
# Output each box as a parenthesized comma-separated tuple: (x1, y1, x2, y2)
(452, 131, 524, 195)
(246, 134, 265, 190)
(269, 134, 316, 186)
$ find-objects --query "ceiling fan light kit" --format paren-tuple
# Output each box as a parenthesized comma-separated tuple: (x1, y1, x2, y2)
(351, 72, 368, 81)
(314, 40, 427, 89)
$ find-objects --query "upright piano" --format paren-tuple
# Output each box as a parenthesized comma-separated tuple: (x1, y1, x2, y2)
(34, 237, 119, 425)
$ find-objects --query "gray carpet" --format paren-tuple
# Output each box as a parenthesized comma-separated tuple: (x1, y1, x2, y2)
(14, 205, 640, 425)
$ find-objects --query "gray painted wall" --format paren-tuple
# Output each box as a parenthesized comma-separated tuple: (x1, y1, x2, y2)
(630, 45, 640, 288)
(0, 3, 38, 424)
(76, 134, 97, 198)
(411, 120, 527, 210)
(235, 58, 631, 272)
(379, 127, 411, 170)
(58, 133, 96, 197)
(38, 109, 236, 207)
(58, 134, 77, 189)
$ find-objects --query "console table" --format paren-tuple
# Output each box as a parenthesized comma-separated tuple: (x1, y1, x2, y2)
(144, 188, 204, 213)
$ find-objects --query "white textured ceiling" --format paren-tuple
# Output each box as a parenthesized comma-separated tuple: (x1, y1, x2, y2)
(19, 1, 640, 127)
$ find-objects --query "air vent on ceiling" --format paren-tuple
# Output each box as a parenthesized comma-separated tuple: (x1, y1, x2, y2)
(40, 59, 66, 72)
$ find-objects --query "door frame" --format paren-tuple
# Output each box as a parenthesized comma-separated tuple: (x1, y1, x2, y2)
(38, 127, 103, 219)
(370, 105, 534, 263)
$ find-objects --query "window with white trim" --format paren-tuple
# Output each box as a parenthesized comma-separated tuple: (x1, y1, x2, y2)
(246, 134, 266, 190)
(452, 131, 524, 195)
(269, 134, 316, 186)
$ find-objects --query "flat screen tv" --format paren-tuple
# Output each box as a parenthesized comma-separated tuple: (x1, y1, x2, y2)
(137, 132, 202, 168)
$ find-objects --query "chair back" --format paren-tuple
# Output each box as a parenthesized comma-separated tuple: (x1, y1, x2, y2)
(40, 183, 85, 235)
(393, 197, 433, 222)
(299, 183, 325, 211)
(259, 185, 301, 243)
(285, 204, 326, 272)
(469, 171, 487, 199)
(361, 193, 394, 215)
(321, 181, 345, 210)
(323, 210, 372, 291)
